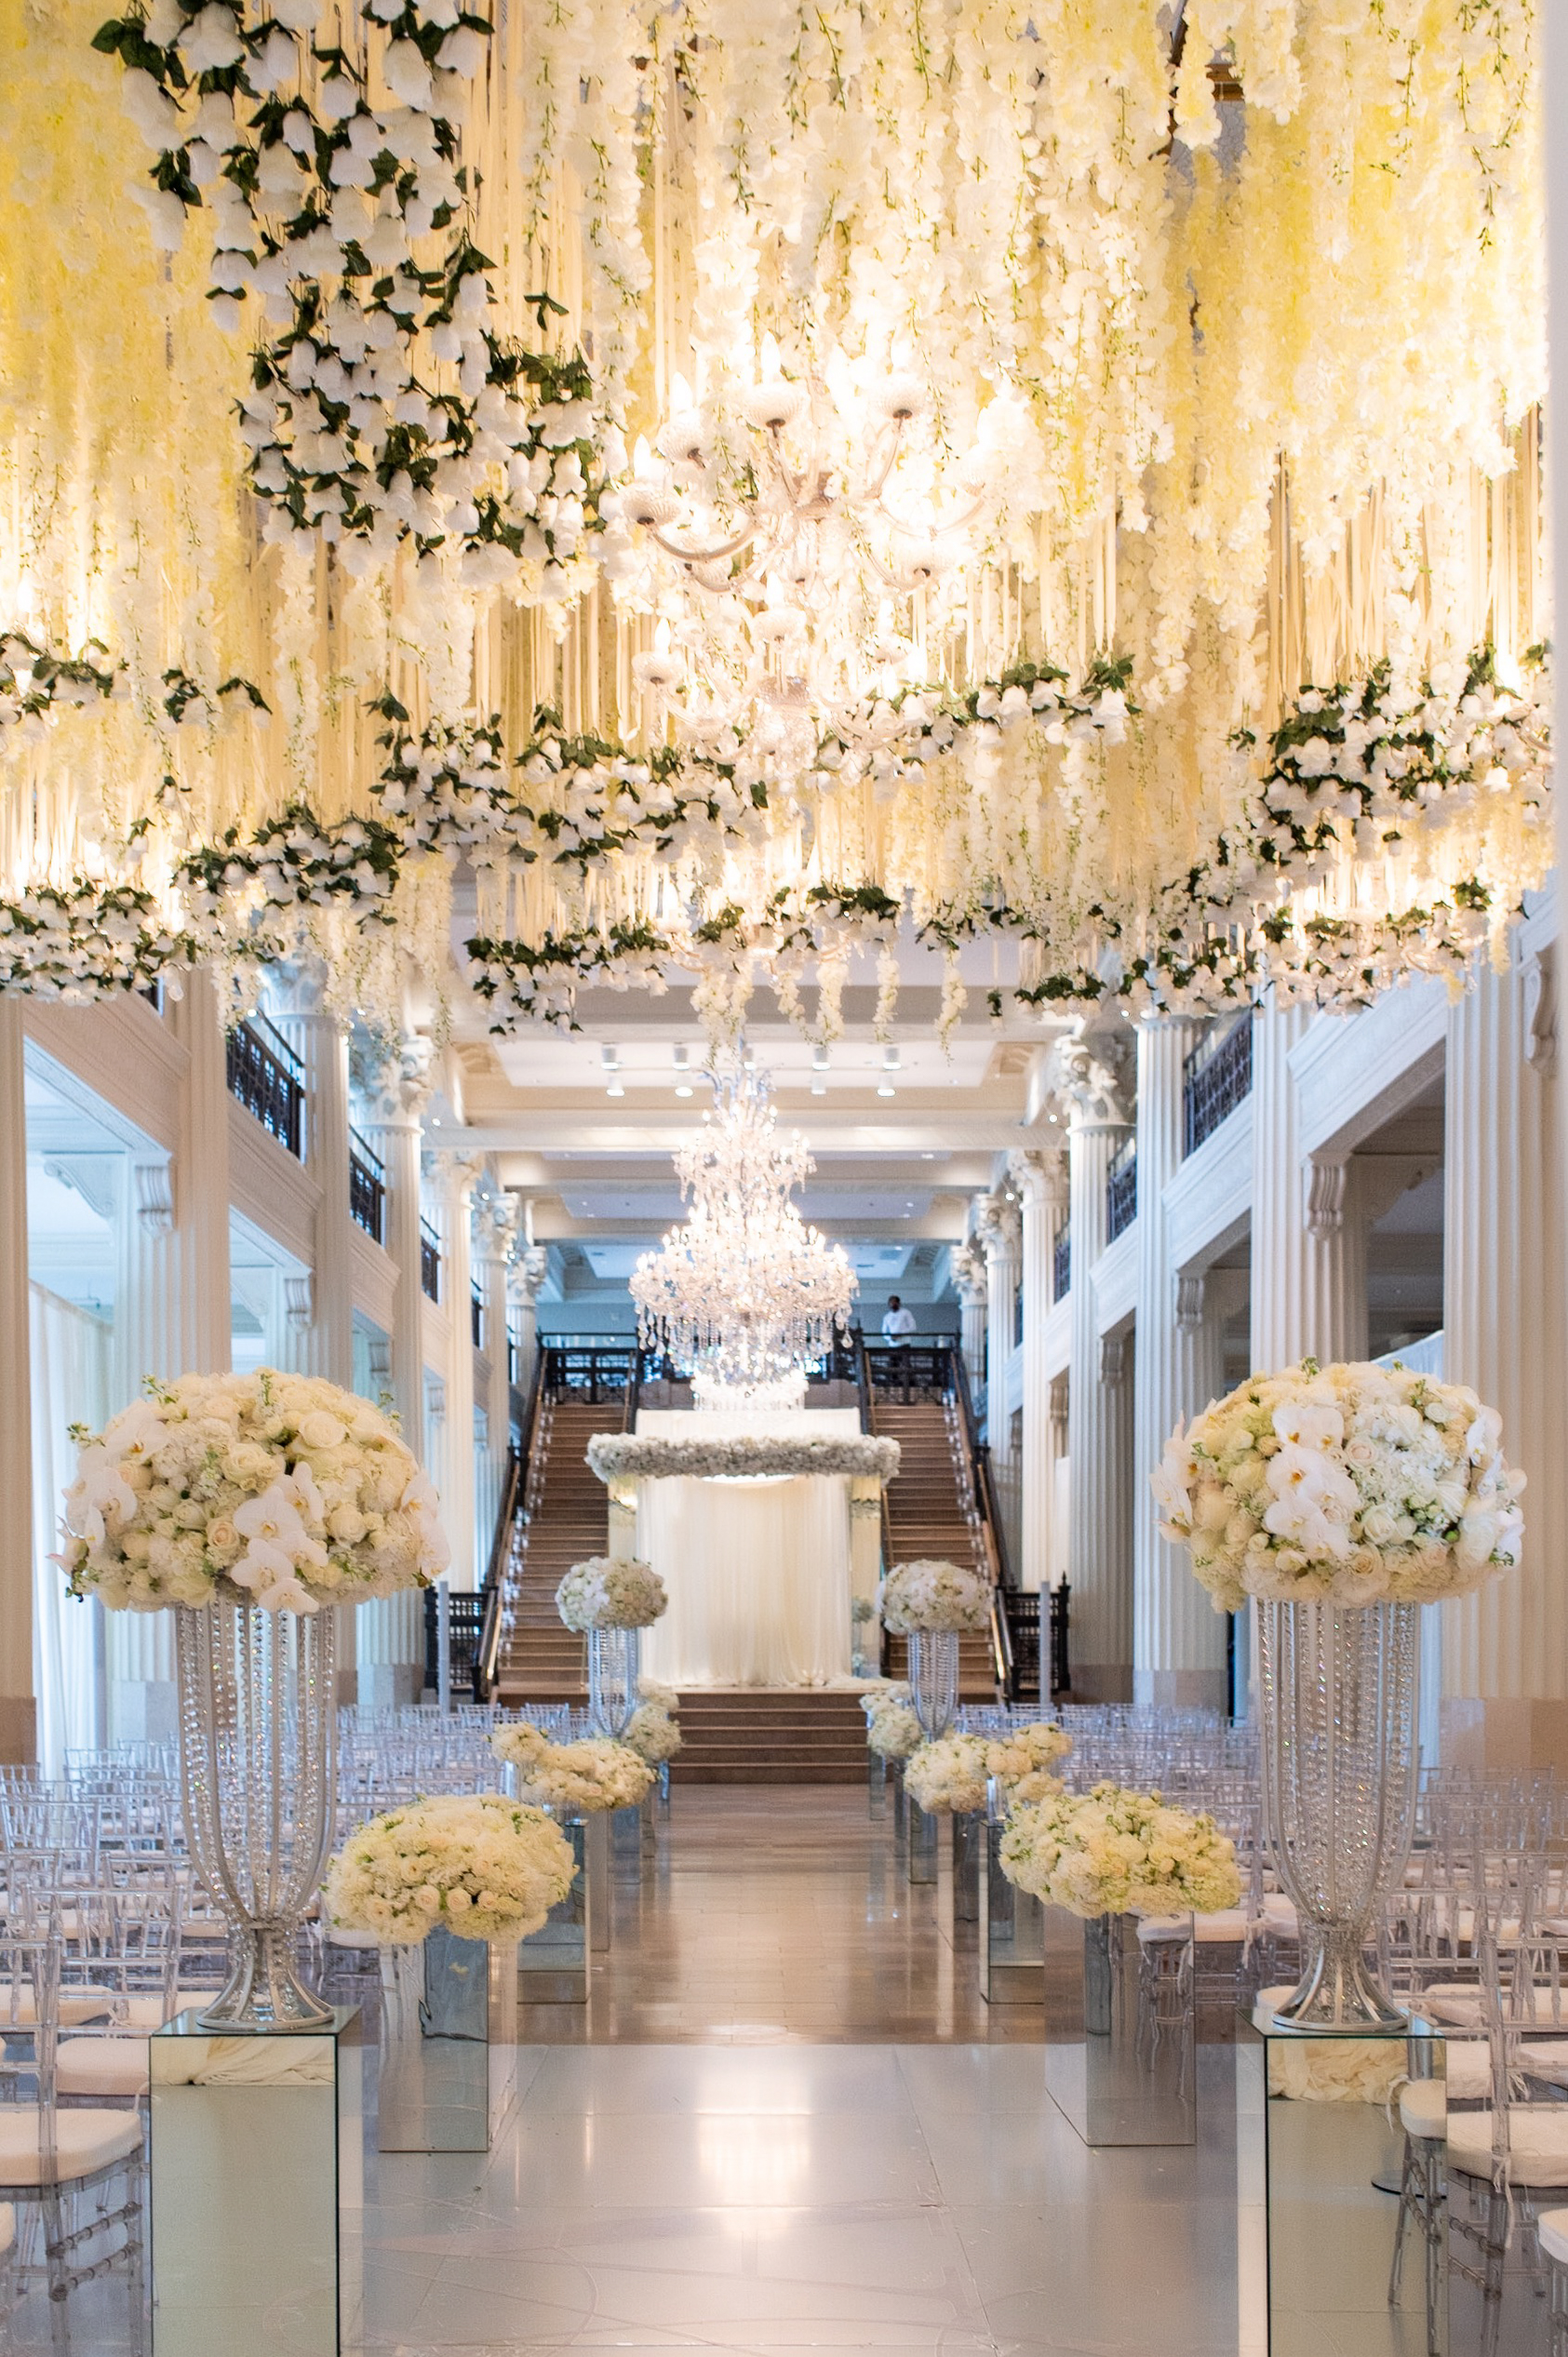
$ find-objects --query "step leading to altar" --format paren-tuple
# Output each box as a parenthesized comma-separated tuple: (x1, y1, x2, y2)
(668, 1691, 869, 1785)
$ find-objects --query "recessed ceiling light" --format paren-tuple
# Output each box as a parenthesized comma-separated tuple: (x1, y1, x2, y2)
(607, 1079, 624, 1098)
(675, 1083, 693, 1098)
(877, 1081, 895, 1097)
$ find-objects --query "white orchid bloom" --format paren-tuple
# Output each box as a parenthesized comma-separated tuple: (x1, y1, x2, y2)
(65, 1447, 141, 1543)
(100, 1397, 173, 1462)
(1272, 1399, 1345, 1451)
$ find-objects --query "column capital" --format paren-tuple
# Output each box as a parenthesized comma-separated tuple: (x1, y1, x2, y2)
(423, 1144, 485, 1199)
(1524, 944, 1559, 1078)
(360, 1033, 436, 1127)
(974, 1189, 1022, 1256)
(132, 1158, 174, 1237)
(1173, 1270, 1207, 1331)
(284, 1274, 314, 1331)
(1056, 1034, 1131, 1131)
(507, 1244, 549, 1307)
(268, 955, 339, 1026)
(1006, 1145, 1068, 1211)
(472, 1187, 520, 1266)
(1100, 1333, 1129, 1387)
(1305, 1156, 1350, 1239)
(949, 1239, 987, 1306)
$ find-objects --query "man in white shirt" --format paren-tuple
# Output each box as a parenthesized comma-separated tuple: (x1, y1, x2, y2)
(881, 1295, 917, 1341)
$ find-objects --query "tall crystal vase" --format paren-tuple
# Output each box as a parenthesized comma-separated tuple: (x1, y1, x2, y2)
(587, 1626, 640, 1737)
(907, 1630, 958, 1738)
(1257, 1598, 1420, 2033)
(175, 1601, 337, 2032)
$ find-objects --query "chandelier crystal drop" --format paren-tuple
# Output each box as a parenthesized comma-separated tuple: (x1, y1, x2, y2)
(630, 1066, 858, 1412)
(619, 347, 991, 779)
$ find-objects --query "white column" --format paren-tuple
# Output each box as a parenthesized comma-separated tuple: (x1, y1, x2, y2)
(1132, 1017, 1228, 1708)
(1250, 999, 1365, 1370)
(357, 1036, 435, 1710)
(1061, 1038, 1134, 1699)
(1011, 1147, 1067, 1595)
(1441, 937, 1568, 1768)
(975, 1190, 1022, 1560)
(274, 963, 354, 1388)
(950, 1239, 988, 1399)
(0, 1008, 35, 1763)
(431, 1151, 481, 1591)
(108, 974, 233, 1744)
(472, 1188, 518, 1576)
(507, 1244, 548, 1407)
(1046, 1375, 1070, 1591)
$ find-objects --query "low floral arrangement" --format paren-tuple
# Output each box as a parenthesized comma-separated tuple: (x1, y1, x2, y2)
(490, 1722, 656, 1814)
(851, 1595, 876, 1625)
(864, 1686, 921, 1761)
(878, 1559, 991, 1634)
(623, 1700, 682, 1765)
(1155, 1359, 1525, 1612)
(60, 1372, 449, 1614)
(323, 1794, 575, 1946)
(586, 1431, 901, 1485)
(904, 1722, 1074, 1815)
(999, 1782, 1241, 1919)
(556, 1557, 668, 1630)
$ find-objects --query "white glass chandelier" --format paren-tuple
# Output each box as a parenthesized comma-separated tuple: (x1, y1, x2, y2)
(619, 345, 988, 775)
(630, 1065, 858, 1410)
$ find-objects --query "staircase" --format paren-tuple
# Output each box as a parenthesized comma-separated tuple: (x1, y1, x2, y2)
(873, 1399, 998, 1699)
(493, 1398, 621, 1705)
(670, 1692, 869, 1785)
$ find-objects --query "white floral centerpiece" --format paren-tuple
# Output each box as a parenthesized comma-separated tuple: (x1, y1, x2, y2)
(556, 1557, 667, 1630)
(490, 1722, 656, 1814)
(587, 1431, 901, 1485)
(324, 1794, 575, 1946)
(999, 1782, 1241, 1919)
(60, 1371, 449, 1614)
(623, 1680, 683, 1765)
(905, 1722, 1074, 1814)
(1155, 1359, 1524, 1611)
(864, 1686, 921, 1761)
(878, 1559, 991, 1633)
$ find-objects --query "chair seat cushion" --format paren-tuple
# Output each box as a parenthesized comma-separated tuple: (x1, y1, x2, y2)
(1521, 2042, 1568, 2089)
(1538, 2206, 1568, 2268)
(1400, 2078, 1448, 2137)
(123, 1992, 217, 2030)
(56, 2039, 150, 2098)
(0, 1985, 114, 2027)
(1449, 2109, 1568, 2188)
(0, 2108, 142, 2187)
(1442, 2043, 1493, 2101)
(326, 1928, 382, 1951)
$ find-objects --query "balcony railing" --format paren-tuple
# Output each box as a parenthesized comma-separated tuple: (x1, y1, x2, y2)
(1184, 1013, 1253, 1156)
(420, 1218, 441, 1303)
(1052, 1223, 1071, 1303)
(348, 1130, 385, 1243)
(226, 1014, 303, 1158)
(471, 1281, 484, 1350)
(1106, 1137, 1137, 1243)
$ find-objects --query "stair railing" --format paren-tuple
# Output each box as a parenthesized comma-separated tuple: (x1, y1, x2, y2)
(945, 1346, 1015, 1701)
(476, 1344, 546, 1699)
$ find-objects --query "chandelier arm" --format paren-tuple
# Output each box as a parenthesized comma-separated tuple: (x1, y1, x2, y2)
(858, 416, 906, 505)
(646, 522, 762, 567)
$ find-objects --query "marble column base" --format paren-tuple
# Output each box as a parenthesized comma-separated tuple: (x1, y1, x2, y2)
(1133, 1667, 1227, 1710)
(108, 1678, 176, 1748)
(1067, 1664, 1134, 1704)
(356, 1663, 423, 1712)
(1441, 1694, 1568, 1772)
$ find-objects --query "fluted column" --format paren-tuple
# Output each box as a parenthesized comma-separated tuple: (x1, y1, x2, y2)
(0, 1008, 34, 1762)
(1046, 1376, 1070, 1591)
(1062, 1039, 1134, 1699)
(473, 1188, 518, 1577)
(1011, 1147, 1067, 1594)
(1441, 937, 1568, 1767)
(274, 962, 353, 1388)
(508, 1243, 548, 1409)
(357, 1036, 436, 1709)
(975, 1190, 1022, 1561)
(1132, 1017, 1227, 1708)
(1250, 998, 1365, 1369)
(950, 1239, 988, 1399)
(432, 1151, 481, 1590)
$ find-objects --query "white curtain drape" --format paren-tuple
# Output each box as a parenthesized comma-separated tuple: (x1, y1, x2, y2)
(29, 1284, 108, 1774)
(637, 1475, 853, 1687)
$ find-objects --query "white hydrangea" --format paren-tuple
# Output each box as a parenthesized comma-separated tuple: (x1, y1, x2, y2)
(1156, 1359, 1525, 1612)
(324, 1793, 574, 1944)
(489, 1722, 656, 1814)
(904, 1721, 1073, 1813)
(555, 1557, 667, 1630)
(59, 1371, 448, 1614)
(863, 1683, 921, 1761)
(878, 1559, 991, 1634)
(999, 1783, 1241, 1920)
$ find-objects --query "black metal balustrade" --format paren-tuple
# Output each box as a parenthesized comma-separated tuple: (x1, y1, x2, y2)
(1053, 1223, 1071, 1302)
(1003, 1591, 1041, 1700)
(226, 1014, 304, 1158)
(541, 1338, 636, 1404)
(1183, 1012, 1253, 1156)
(1049, 1581, 1072, 1696)
(348, 1130, 385, 1243)
(423, 1587, 486, 1699)
(1106, 1137, 1137, 1242)
(420, 1218, 441, 1303)
(471, 1281, 484, 1350)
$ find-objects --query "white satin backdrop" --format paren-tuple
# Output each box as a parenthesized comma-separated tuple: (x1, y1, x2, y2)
(634, 1409, 858, 1688)
(30, 1284, 108, 1774)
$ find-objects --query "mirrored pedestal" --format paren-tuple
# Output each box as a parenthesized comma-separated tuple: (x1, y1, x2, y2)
(1044, 1908, 1195, 2146)
(150, 2006, 361, 2357)
(378, 1927, 516, 2154)
(518, 1816, 589, 2002)
(978, 1819, 1043, 2002)
(908, 1801, 945, 1885)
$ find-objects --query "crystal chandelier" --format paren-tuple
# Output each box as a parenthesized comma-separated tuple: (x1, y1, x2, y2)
(617, 346, 988, 777)
(630, 1065, 858, 1410)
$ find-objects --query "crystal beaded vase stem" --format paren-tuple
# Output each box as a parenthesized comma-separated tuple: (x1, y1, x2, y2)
(175, 1601, 337, 2032)
(907, 1630, 958, 1738)
(586, 1627, 640, 1738)
(1257, 1598, 1420, 2033)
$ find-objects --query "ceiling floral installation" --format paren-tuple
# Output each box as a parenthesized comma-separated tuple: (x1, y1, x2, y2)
(0, 0, 1548, 1038)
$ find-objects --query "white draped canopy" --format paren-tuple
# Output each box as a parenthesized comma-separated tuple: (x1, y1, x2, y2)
(633, 1409, 861, 1689)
